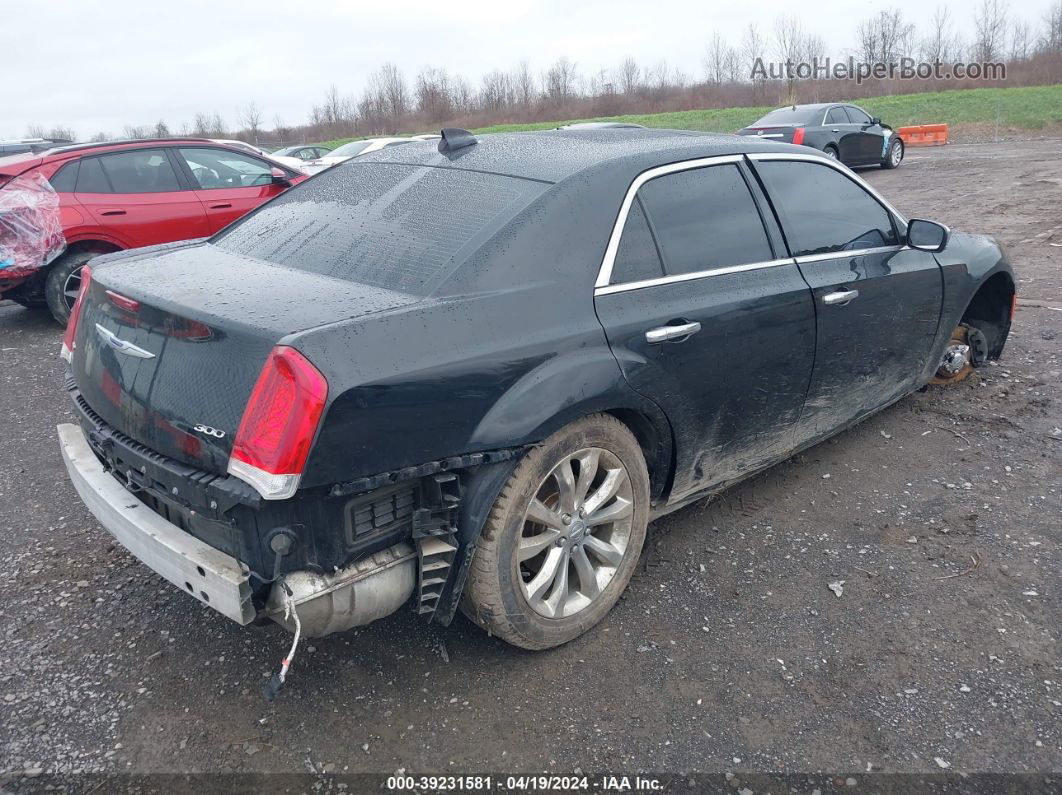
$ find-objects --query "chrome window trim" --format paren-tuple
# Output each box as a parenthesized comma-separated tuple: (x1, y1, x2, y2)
(746, 151, 908, 224)
(594, 150, 909, 292)
(595, 257, 796, 296)
(594, 154, 744, 288)
(793, 244, 906, 264)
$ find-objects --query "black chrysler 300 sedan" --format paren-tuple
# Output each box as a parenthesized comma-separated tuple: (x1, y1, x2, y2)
(738, 103, 904, 169)
(58, 128, 1014, 650)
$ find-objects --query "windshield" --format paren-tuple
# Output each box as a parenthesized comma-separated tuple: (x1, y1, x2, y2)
(213, 162, 542, 296)
(328, 141, 372, 157)
(752, 107, 817, 125)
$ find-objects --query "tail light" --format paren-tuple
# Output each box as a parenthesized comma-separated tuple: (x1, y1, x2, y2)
(792, 127, 806, 145)
(227, 346, 328, 500)
(60, 265, 93, 362)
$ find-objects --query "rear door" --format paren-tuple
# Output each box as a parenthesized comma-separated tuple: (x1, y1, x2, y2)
(825, 106, 859, 163)
(593, 157, 816, 500)
(750, 154, 943, 443)
(174, 146, 290, 232)
(73, 149, 210, 248)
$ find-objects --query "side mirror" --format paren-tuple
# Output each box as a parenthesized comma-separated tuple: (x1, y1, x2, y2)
(270, 167, 292, 187)
(907, 219, 949, 252)
(870, 117, 882, 125)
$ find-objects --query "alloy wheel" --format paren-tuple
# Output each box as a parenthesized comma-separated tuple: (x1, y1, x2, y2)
(63, 265, 83, 310)
(516, 447, 634, 619)
(890, 141, 903, 167)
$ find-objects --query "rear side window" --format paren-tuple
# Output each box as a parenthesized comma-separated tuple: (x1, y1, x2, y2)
(75, 157, 111, 193)
(98, 149, 181, 193)
(49, 161, 79, 192)
(637, 164, 774, 276)
(215, 162, 539, 296)
(826, 107, 848, 125)
(755, 160, 898, 257)
(610, 198, 664, 284)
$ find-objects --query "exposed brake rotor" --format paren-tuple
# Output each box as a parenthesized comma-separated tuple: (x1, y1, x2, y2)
(932, 323, 989, 384)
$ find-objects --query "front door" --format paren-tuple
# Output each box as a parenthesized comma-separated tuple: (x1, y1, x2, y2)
(175, 146, 288, 233)
(593, 159, 816, 499)
(751, 156, 943, 443)
(844, 106, 886, 164)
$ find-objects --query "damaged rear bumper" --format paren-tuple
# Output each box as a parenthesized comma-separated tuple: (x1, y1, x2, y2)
(58, 422, 256, 624)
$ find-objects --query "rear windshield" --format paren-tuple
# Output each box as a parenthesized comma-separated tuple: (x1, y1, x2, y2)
(753, 107, 816, 125)
(214, 162, 539, 295)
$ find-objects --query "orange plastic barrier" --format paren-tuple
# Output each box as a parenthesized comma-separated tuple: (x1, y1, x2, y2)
(897, 123, 949, 146)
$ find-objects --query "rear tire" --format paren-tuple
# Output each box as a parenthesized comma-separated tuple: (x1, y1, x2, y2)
(882, 138, 904, 169)
(823, 145, 839, 161)
(461, 414, 649, 650)
(45, 250, 96, 326)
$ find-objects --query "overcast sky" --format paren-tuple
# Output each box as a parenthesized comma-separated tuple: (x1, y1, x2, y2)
(2, 0, 1053, 139)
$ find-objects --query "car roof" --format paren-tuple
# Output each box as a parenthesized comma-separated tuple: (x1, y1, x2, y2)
(358, 128, 815, 184)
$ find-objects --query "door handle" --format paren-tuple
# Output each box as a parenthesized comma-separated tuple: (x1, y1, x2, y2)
(99, 209, 126, 216)
(823, 288, 859, 306)
(208, 202, 232, 209)
(831, 129, 840, 132)
(645, 321, 701, 344)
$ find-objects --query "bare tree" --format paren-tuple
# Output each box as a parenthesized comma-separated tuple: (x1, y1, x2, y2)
(743, 22, 768, 95)
(89, 132, 110, 142)
(511, 60, 536, 108)
(973, 0, 1009, 61)
(153, 119, 170, 138)
(240, 102, 263, 143)
(480, 69, 513, 113)
(615, 56, 641, 95)
(774, 16, 818, 102)
(544, 57, 578, 105)
(647, 59, 672, 94)
(25, 123, 46, 138)
(1010, 18, 1031, 60)
(192, 113, 211, 136)
(123, 124, 150, 139)
(704, 32, 736, 83)
(416, 66, 454, 122)
(857, 9, 914, 64)
(1041, 0, 1062, 53)
(379, 63, 409, 124)
(210, 112, 226, 137)
(920, 6, 963, 63)
(48, 126, 76, 141)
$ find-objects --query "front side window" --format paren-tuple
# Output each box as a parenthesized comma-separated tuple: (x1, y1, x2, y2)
(97, 149, 181, 193)
(755, 160, 898, 257)
(637, 163, 774, 276)
(610, 198, 664, 284)
(846, 106, 872, 124)
(178, 147, 272, 189)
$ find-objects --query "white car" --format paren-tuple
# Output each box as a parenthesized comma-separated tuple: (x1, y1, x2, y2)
(210, 139, 309, 173)
(299, 137, 414, 174)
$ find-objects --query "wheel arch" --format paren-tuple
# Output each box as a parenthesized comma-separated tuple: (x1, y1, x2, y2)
(961, 270, 1015, 358)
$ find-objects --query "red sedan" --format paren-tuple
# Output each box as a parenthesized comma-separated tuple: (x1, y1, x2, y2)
(0, 138, 306, 323)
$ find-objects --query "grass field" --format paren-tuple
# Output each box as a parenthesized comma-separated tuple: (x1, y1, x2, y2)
(314, 84, 1062, 148)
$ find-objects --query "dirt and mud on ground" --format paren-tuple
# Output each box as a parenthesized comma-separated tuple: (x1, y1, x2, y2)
(1, 139, 1059, 791)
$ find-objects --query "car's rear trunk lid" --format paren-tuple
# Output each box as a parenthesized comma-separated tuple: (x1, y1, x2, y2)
(71, 242, 419, 473)
(737, 126, 800, 143)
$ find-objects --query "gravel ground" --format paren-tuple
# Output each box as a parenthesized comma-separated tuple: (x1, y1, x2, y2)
(0, 139, 1059, 791)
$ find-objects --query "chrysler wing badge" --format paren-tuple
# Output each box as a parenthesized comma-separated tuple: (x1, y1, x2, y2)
(95, 324, 155, 359)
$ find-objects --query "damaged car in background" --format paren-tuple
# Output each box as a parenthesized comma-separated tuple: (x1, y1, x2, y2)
(57, 127, 1015, 669)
